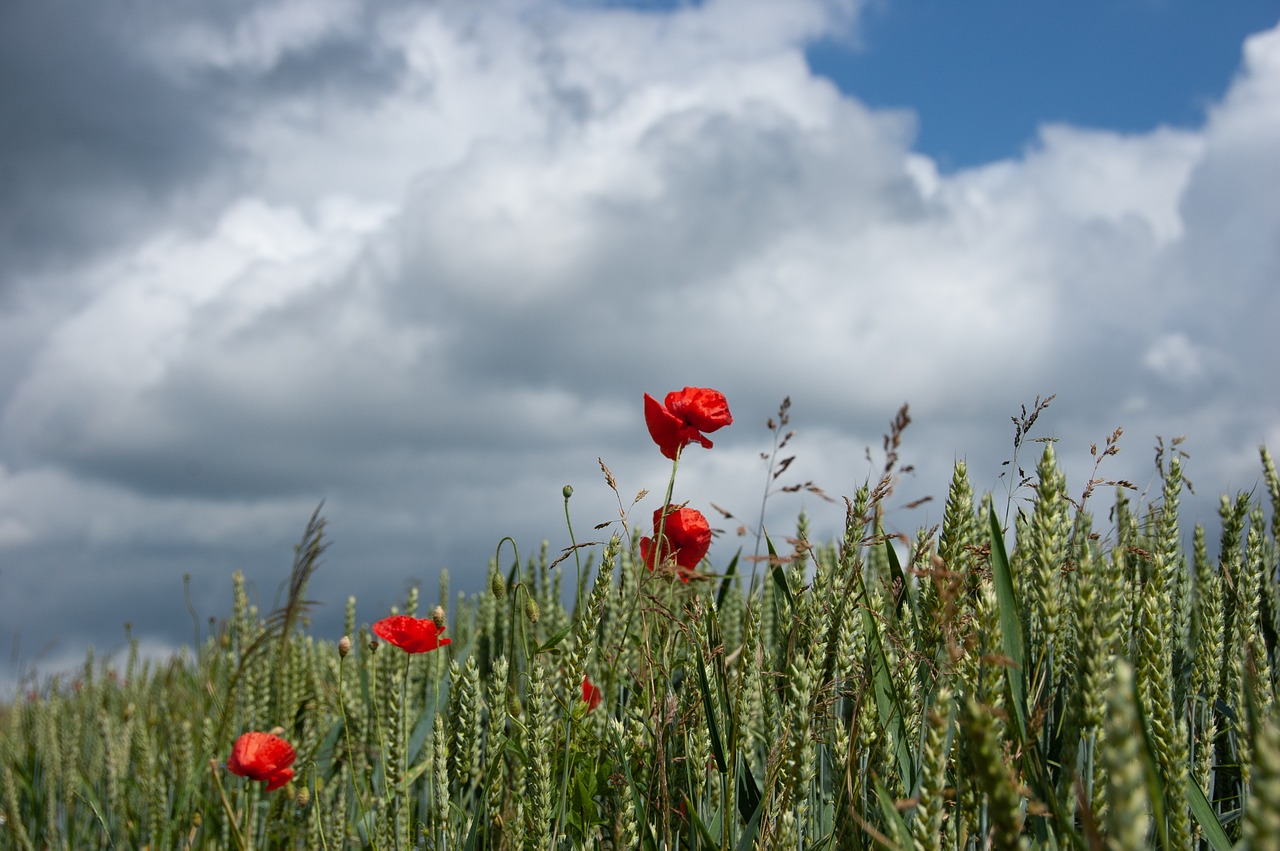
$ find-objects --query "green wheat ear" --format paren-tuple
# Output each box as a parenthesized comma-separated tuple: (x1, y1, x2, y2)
(961, 694, 1025, 850)
(1103, 661, 1150, 849)
(912, 686, 953, 851)
(1244, 710, 1280, 848)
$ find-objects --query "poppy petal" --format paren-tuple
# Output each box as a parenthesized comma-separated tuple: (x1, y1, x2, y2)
(665, 387, 733, 434)
(644, 393, 683, 459)
(373, 615, 451, 653)
(228, 732, 296, 790)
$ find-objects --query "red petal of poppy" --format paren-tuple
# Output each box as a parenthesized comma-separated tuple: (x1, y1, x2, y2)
(639, 536, 657, 569)
(664, 387, 732, 434)
(644, 393, 683, 460)
(663, 507, 711, 570)
(265, 768, 294, 792)
(228, 732, 296, 787)
(372, 615, 451, 653)
(582, 676, 603, 711)
(642, 507, 711, 580)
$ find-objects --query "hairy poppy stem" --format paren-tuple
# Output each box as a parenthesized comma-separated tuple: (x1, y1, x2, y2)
(655, 447, 683, 573)
(553, 485, 585, 848)
(563, 486, 584, 615)
(610, 446, 686, 689)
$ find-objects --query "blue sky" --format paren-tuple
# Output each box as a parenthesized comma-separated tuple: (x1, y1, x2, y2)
(0, 0, 1277, 694)
(810, 1, 1280, 167)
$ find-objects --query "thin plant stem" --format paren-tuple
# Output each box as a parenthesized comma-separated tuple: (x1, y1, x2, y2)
(337, 653, 379, 851)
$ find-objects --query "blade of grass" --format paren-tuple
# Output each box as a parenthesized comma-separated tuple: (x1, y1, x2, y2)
(1187, 778, 1231, 851)
(535, 623, 573, 655)
(732, 788, 763, 851)
(686, 794, 719, 848)
(873, 776, 913, 850)
(715, 550, 741, 612)
(765, 531, 794, 612)
(737, 757, 762, 828)
(883, 534, 915, 626)
(701, 604, 735, 750)
(693, 636, 727, 774)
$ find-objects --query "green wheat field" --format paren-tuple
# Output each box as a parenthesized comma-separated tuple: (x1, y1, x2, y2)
(3, 394, 1279, 850)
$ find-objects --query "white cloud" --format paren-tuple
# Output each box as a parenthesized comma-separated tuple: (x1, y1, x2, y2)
(1, 1, 1277, 690)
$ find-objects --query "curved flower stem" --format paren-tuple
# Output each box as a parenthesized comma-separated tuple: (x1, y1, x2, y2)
(563, 488, 584, 616)
(495, 536, 532, 690)
(311, 770, 331, 851)
(210, 759, 250, 851)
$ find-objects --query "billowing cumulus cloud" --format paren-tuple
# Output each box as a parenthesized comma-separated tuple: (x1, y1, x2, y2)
(1, 0, 1277, 692)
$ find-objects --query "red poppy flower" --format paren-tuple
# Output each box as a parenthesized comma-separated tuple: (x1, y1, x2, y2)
(227, 731, 296, 792)
(372, 615, 452, 653)
(639, 506, 712, 582)
(644, 388, 732, 460)
(582, 675, 603, 711)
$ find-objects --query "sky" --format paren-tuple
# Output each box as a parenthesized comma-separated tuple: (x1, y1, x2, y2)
(2, 0, 1278, 695)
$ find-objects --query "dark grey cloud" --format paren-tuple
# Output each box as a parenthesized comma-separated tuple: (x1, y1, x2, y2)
(0, 2, 233, 286)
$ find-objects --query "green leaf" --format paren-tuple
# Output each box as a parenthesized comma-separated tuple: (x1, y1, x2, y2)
(536, 623, 573, 654)
(765, 531, 795, 612)
(737, 758, 762, 828)
(988, 505, 1029, 746)
(314, 716, 346, 780)
(873, 776, 914, 850)
(883, 534, 914, 625)
(733, 783, 764, 851)
(693, 636, 727, 774)
(715, 549, 741, 612)
(702, 603, 735, 750)
(1187, 777, 1231, 851)
(686, 795, 719, 848)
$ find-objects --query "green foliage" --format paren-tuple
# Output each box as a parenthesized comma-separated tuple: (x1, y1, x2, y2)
(3, 417, 1279, 850)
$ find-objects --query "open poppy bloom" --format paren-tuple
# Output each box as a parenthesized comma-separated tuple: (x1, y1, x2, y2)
(644, 388, 732, 460)
(582, 675, 603, 711)
(227, 731, 296, 791)
(372, 615, 452, 653)
(639, 506, 712, 582)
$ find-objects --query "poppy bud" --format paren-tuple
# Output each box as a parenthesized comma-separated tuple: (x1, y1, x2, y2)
(491, 571, 506, 599)
(563, 484, 573, 499)
(525, 597, 541, 625)
(431, 605, 446, 630)
(338, 636, 352, 658)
